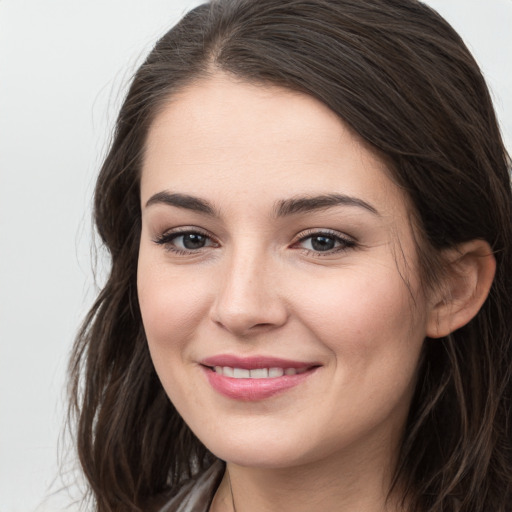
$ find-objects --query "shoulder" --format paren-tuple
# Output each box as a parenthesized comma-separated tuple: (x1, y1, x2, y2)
(158, 460, 225, 512)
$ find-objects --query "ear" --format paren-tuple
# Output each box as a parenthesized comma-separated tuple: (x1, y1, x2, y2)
(426, 240, 496, 339)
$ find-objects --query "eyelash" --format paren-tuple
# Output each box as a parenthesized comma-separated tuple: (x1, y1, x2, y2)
(153, 228, 219, 255)
(153, 228, 357, 256)
(293, 229, 357, 256)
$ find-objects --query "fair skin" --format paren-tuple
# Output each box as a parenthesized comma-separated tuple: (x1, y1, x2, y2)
(137, 74, 495, 512)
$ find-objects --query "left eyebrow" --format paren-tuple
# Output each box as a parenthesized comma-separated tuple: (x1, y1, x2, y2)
(274, 194, 380, 217)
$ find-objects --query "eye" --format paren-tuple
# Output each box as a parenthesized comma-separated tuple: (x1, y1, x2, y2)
(294, 230, 356, 254)
(174, 232, 209, 250)
(153, 229, 218, 254)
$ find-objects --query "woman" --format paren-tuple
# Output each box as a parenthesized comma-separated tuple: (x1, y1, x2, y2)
(69, 0, 512, 511)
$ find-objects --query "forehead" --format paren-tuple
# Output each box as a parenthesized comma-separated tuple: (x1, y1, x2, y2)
(141, 74, 405, 219)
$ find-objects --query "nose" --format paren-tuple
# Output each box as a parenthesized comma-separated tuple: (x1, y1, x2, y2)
(209, 245, 289, 337)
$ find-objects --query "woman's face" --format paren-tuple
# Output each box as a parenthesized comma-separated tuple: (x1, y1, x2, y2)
(138, 74, 433, 470)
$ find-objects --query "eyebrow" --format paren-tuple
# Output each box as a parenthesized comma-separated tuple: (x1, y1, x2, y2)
(145, 192, 217, 216)
(145, 191, 379, 217)
(274, 194, 380, 217)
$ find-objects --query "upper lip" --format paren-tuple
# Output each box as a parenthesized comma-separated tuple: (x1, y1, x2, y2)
(200, 355, 320, 370)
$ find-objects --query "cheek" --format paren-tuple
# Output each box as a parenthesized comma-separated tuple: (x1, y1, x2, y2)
(137, 258, 213, 414)
(137, 257, 209, 361)
(294, 264, 426, 367)
(290, 267, 427, 445)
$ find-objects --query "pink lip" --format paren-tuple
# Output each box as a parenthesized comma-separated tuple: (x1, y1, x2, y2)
(200, 355, 320, 401)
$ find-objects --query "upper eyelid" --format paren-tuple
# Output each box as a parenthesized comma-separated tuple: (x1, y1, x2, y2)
(155, 226, 213, 238)
(152, 226, 218, 245)
(293, 228, 356, 243)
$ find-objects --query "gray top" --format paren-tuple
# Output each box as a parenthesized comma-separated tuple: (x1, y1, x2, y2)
(158, 461, 224, 512)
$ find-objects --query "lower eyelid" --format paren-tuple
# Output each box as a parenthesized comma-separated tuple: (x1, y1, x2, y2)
(300, 240, 354, 251)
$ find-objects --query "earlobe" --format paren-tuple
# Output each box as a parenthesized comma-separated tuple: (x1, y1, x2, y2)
(426, 240, 496, 339)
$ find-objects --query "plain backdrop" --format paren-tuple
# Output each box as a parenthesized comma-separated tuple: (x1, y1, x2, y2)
(0, 1, 511, 511)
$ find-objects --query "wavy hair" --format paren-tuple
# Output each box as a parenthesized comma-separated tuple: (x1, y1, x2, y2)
(69, 0, 512, 510)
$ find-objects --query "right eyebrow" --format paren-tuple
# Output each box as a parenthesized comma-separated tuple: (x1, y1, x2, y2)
(145, 191, 218, 216)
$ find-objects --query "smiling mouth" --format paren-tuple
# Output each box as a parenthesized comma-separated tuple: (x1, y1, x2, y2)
(209, 366, 310, 378)
(200, 358, 320, 400)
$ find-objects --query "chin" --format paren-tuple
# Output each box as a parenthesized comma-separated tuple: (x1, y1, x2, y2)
(194, 426, 322, 469)
(212, 445, 306, 469)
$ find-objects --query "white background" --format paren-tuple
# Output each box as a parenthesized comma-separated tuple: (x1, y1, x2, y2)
(0, 1, 511, 511)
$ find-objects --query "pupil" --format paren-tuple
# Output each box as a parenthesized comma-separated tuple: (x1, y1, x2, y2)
(311, 236, 335, 251)
(183, 233, 206, 249)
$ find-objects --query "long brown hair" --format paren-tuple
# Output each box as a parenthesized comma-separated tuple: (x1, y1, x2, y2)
(69, 1, 512, 510)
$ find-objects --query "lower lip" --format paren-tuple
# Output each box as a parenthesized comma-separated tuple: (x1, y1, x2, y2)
(202, 366, 317, 401)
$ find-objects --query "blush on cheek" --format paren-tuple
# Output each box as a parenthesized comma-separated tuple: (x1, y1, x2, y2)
(140, 288, 202, 346)
(300, 270, 419, 359)
(138, 247, 217, 336)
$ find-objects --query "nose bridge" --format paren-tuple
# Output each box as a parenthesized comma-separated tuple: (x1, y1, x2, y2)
(211, 238, 287, 335)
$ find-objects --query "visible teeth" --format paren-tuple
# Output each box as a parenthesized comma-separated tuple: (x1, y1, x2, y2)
(249, 368, 269, 378)
(268, 367, 284, 377)
(212, 366, 306, 378)
(233, 368, 250, 378)
(223, 366, 234, 377)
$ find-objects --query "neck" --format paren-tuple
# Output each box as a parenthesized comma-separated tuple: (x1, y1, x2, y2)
(211, 439, 405, 512)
